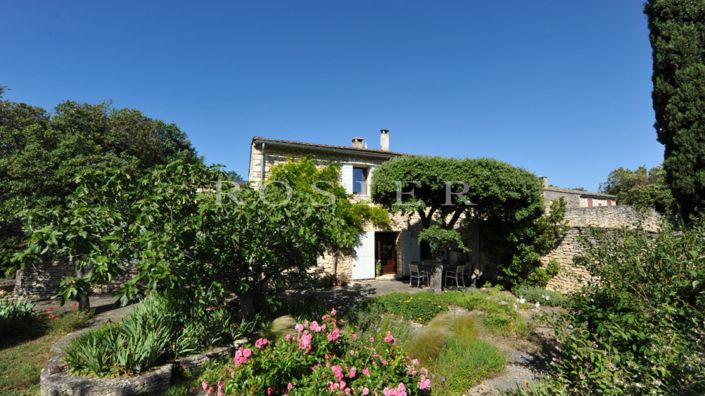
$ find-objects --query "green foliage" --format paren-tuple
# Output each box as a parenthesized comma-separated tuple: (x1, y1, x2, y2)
(504, 198, 569, 288)
(600, 165, 675, 214)
(418, 225, 468, 258)
(372, 156, 566, 288)
(349, 289, 526, 336)
(0, 298, 34, 321)
(199, 309, 431, 395)
(512, 284, 568, 307)
(433, 337, 505, 395)
(65, 295, 174, 376)
(14, 169, 136, 309)
(119, 158, 376, 319)
(645, 0, 705, 221)
(535, 221, 705, 395)
(0, 99, 201, 276)
(0, 298, 36, 337)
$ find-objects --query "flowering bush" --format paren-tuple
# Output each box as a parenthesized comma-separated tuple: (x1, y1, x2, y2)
(201, 309, 431, 395)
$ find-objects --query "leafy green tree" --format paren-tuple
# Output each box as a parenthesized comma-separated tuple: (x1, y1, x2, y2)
(371, 156, 566, 290)
(645, 0, 705, 222)
(600, 165, 674, 214)
(0, 99, 201, 275)
(14, 169, 135, 309)
(117, 159, 384, 319)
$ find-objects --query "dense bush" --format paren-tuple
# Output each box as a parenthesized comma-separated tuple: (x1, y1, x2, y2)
(512, 285, 568, 307)
(0, 298, 34, 321)
(526, 222, 705, 395)
(0, 298, 36, 337)
(199, 309, 431, 395)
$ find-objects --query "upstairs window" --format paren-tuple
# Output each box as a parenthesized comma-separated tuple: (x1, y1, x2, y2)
(353, 167, 368, 195)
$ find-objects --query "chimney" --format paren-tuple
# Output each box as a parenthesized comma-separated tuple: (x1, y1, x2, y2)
(380, 129, 389, 151)
(352, 137, 365, 149)
(539, 176, 549, 188)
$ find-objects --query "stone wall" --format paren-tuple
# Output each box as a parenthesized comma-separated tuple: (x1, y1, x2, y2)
(544, 206, 661, 293)
(14, 257, 73, 299)
(14, 257, 135, 300)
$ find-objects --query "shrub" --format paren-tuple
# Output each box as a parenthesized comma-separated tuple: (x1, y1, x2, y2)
(0, 298, 37, 337)
(350, 289, 526, 336)
(401, 312, 506, 395)
(65, 296, 174, 376)
(530, 222, 705, 395)
(512, 285, 569, 307)
(0, 298, 34, 320)
(199, 308, 431, 395)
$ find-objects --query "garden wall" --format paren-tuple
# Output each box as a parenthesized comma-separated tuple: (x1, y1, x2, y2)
(14, 257, 135, 300)
(543, 206, 661, 293)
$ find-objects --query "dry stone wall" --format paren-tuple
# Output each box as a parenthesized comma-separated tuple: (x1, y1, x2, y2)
(544, 206, 661, 293)
(14, 257, 135, 300)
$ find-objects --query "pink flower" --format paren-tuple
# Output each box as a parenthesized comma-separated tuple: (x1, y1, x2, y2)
(384, 331, 396, 345)
(288, 383, 294, 390)
(331, 365, 344, 382)
(310, 321, 326, 333)
(284, 334, 292, 341)
(412, 358, 419, 366)
(299, 331, 313, 352)
(255, 338, 269, 349)
(383, 383, 407, 396)
(295, 323, 304, 332)
(362, 367, 370, 376)
(348, 366, 357, 378)
(351, 333, 359, 341)
(217, 381, 225, 396)
(418, 378, 431, 390)
(330, 308, 337, 316)
(201, 381, 210, 392)
(327, 328, 341, 342)
(233, 347, 251, 365)
(362, 387, 370, 395)
(369, 336, 375, 343)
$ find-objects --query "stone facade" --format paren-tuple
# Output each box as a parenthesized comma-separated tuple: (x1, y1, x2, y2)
(543, 206, 661, 293)
(248, 135, 445, 284)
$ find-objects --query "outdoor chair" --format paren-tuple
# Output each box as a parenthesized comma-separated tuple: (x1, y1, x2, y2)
(445, 265, 466, 288)
(469, 267, 483, 287)
(409, 264, 429, 287)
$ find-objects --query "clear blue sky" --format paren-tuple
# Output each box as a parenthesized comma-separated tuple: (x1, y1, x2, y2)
(1, 1, 661, 191)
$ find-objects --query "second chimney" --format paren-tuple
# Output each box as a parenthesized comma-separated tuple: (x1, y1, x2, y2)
(380, 129, 389, 151)
(352, 137, 365, 149)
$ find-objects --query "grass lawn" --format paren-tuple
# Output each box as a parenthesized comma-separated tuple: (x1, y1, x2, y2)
(0, 310, 90, 396)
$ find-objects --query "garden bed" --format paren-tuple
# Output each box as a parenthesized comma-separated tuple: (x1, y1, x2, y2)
(40, 326, 247, 396)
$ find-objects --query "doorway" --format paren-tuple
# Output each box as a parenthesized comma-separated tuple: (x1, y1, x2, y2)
(375, 232, 398, 276)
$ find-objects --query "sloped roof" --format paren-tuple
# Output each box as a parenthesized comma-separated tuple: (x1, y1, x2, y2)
(543, 185, 616, 199)
(252, 136, 407, 158)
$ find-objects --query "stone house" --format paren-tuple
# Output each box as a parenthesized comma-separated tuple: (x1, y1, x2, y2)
(540, 177, 617, 208)
(247, 130, 633, 287)
(248, 130, 427, 284)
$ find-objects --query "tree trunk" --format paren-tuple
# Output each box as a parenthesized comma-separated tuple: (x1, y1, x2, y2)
(78, 293, 90, 311)
(240, 292, 256, 321)
(430, 264, 443, 293)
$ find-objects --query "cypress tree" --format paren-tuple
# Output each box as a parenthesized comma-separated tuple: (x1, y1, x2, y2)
(645, 0, 705, 221)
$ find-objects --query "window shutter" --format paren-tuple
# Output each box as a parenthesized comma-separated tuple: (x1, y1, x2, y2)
(342, 164, 353, 194)
(367, 166, 376, 197)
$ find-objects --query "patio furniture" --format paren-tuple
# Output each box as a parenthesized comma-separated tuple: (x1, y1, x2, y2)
(409, 264, 429, 287)
(445, 265, 466, 288)
(470, 267, 483, 287)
